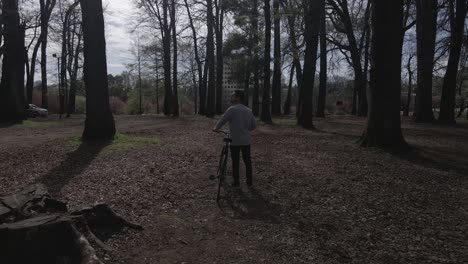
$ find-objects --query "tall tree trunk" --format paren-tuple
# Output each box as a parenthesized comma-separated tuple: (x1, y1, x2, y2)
(283, 63, 294, 115)
(215, 0, 224, 114)
(281, 0, 303, 118)
(271, 0, 282, 115)
(0, 0, 25, 123)
(362, 16, 371, 115)
(155, 56, 161, 115)
(80, 0, 116, 140)
(261, 0, 273, 123)
(359, 0, 408, 149)
(40, 1, 48, 109)
(316, 7, 327, 118)
(201, 58, 209, 115)
(414, 0, 437, 122)
(171, 0, 179, 116)
(64, 1, 80, 117)
(184, 0, 204, 115)
(26, 39, 41, 105)
(252, 0, 260, 116)
(162, 0, 172, 115)
(439, 0, 467, 124)
(190, 57, 197, 113)
(404, 54, 414, 117)
(137, 43, 143, 114)
(206, 0, 216, 117)
(243, 61, 251, 107)
(39, 0, 56, 109)
(328, 0, 368, 116)
(67, 26, 82, 117)
(360, 0, 371, 117)
(298, 0, 323, 128)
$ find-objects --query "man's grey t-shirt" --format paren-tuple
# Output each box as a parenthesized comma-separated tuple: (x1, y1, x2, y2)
(215, 104, 257, 146)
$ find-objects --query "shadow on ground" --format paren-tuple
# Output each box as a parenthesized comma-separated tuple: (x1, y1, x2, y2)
(398, 146, 468, 176)
(221, 188, 282, 223)
(37, 140, 110, 196)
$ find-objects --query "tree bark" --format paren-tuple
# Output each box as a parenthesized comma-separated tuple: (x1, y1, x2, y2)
(414, 0, 437, 122)
(439, 0, 467, 124)
(171, 0, 179, 117)
(298, 0, 323, 129)
(184, 0, 204, 115)
(282, 0, 302, 118)
(403, 54, 414, 117)
(39, 0, 56, 109)
(162, 0, 172, 115)
(215, 0, 224, 114)
(206, 0, 216, 117)
(252, 0, 260, 116)
(261, 0, 273, 123)
(62, 1, 81, 117)
(328, 0, 367, 116)
(283, 63, 294, 115)
(26, 34, 41, 105)
(0, 0, 25, 123)
(67, 20, 82, 117)
(359, 0, 408, 149)
(271, 0, 282, 115)
(80, 0, 116, 140)
(316, 6, 327, 118)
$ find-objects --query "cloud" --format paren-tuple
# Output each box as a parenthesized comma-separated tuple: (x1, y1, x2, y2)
(104, 0, 135, 74)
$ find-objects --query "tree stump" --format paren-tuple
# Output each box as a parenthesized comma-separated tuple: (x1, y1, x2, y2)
(0, 184, 142, 264)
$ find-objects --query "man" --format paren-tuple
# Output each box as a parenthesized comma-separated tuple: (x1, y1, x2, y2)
(213, 90, 257, 187)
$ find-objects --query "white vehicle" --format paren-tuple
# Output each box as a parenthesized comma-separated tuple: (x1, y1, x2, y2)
(27, 104, 48, 118)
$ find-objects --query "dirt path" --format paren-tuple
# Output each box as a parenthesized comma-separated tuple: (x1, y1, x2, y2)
(0, 115, 467, 263)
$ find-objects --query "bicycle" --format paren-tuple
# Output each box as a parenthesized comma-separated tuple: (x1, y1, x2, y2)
(209, 131, 231, 203)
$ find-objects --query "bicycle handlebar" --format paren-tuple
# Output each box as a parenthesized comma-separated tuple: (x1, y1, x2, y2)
(214, 130, 229, 136)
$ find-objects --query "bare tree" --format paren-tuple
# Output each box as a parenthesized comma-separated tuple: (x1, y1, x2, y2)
(183, 0, 205, 115)
(298, 0, 323, 128)
(261, 0, 273, 123)
(80, 0, 115, 140)
(414, 0, 438, 122)
(39, 0, 57, 109)
(360, 0, 408, 149)
(316, 4, 327, 118)
(252, 0, 261, 116)
(214, 0, 224, 114)
(403, 53, 414, 117)
(271, 0, 282, 115)
(206, 0, 216, 117)
(171, 0, 179, 116)
(0, 0, 26, 123)
(439, 0, 468, 124)
(327, 0, 370, 116)
(281, 0, 304, 117)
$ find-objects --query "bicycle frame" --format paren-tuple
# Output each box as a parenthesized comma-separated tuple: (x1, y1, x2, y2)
(214, 131, 231, 202)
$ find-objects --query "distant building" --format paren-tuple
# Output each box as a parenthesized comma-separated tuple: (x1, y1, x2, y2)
(221, 55, 254, 109)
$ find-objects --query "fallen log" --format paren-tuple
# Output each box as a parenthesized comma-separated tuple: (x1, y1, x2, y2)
(0, 184, 142, 264)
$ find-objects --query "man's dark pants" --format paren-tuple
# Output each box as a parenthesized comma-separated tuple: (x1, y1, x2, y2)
(230, 145, 252, 186)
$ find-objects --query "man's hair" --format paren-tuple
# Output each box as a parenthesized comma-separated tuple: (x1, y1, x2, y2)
(233, 90, 245, 102)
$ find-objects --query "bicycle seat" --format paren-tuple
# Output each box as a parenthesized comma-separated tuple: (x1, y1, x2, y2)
(224, 138, 232, 143)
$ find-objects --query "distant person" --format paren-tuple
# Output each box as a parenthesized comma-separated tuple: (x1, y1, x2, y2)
(213, 90, 257, 187)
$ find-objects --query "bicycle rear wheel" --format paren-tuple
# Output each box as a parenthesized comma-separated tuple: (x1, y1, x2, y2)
(216, 146, 229, 202)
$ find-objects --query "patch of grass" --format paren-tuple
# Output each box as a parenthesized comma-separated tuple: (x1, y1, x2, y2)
(20, 120, 58, 128)
(69, 133, 160, 154)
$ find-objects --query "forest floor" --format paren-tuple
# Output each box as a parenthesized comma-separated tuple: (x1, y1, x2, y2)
(0, 115, 467, 264)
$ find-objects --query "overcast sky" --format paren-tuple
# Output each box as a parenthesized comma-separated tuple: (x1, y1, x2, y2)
(103, 0, 135, 75)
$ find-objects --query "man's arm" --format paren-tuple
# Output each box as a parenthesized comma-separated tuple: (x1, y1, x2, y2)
(213, 108, 232, 132)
